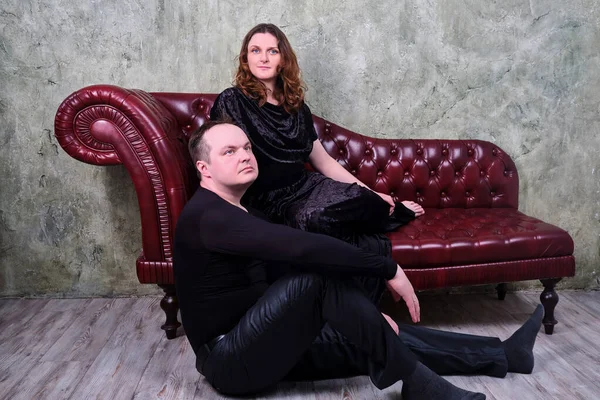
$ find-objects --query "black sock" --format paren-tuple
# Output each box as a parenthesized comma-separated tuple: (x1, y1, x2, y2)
(402, 362, 486, 400)
(502, 304, 544, 374)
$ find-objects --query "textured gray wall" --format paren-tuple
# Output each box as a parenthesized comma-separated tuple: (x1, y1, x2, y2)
(1, 0, 598, 296)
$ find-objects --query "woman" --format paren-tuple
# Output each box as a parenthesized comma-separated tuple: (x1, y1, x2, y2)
(210, 23, 424, 247)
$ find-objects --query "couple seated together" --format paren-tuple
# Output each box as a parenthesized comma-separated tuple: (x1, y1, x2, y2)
(173, 23, 544, 399)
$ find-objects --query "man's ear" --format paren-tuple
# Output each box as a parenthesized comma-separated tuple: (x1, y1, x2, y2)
(196, 160, 211, 179)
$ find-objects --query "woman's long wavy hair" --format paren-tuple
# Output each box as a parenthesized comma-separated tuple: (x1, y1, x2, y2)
(235, 23, 305, 113)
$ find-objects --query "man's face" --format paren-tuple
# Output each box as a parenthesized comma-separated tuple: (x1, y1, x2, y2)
(197, 124, 258, 188)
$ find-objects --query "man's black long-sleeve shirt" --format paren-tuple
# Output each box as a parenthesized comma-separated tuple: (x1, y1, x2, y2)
(173, 187, 397, 355)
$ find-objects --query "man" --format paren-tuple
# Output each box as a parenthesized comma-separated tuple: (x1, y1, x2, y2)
(174, 120, 543, 399)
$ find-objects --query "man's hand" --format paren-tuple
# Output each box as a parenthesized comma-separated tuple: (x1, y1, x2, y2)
(401, 200, 425, 217)
(386, 265, 420, 323)
(375, 191, 395, 215)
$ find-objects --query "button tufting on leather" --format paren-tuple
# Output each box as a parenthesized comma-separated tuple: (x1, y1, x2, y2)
(185, 125, 192, 130)
(351, 169, 357, 175)
(404, 171, 409, 176)
(455, 171, 461, 177)
(480, 170, 485, 176)
(391, 149, 397, 155)
(441, 191, 446, 196)
(365, 149, 371, 155)
(442, 149, 448, 155)
(377, 171, 383, 177)
(416, 191, 421, 196)
(430, 171, 435, 176)
(416, 149, 423, 155)
(468, 149, 474, 156)
(504, 170, 509, 176)
(491, 191, 496, 196)
(466, 191, 470, 196)
(492, 149, 498, 156)
(339, 149, 344, 155)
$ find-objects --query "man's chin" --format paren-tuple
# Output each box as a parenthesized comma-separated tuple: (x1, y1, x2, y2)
(236, 174, 258, 189)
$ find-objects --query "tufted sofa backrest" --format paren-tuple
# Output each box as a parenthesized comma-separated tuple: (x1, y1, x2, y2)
(152, 93, 519, 209)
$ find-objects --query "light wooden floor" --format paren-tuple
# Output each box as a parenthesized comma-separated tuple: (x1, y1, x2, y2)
(1, 291, 599, 400)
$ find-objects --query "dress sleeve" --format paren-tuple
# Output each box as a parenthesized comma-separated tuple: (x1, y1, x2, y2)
(202, 204, 398, 279)
(302, 103, 319, 143)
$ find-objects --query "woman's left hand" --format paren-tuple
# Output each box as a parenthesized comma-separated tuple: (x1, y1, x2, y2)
(375, 191, 395, 215)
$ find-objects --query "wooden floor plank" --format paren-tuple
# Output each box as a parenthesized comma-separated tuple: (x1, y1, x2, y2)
(0, 298, 22, 318)
(311, 380, 344, 400)
(0, 291, 598, 399)
(67, 298, 165, 400)
(192, 377, 229, 400)
(258, 381, 319, 400)
(41, 298, 135, 363)
(3, 361, 87, 400)
(0, 299, 50, 342)
(132, 335, 200, 400)
(312, 377, 370, 400)
(0, 299, 90, 399)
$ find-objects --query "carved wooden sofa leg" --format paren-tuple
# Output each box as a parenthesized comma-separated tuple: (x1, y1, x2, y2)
(496, 283, 507, 300)
(540, 278, 562, 335)
(158, 284, 181, 339)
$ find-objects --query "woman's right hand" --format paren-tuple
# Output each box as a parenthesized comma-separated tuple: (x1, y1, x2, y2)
(386, 265, 420, 323)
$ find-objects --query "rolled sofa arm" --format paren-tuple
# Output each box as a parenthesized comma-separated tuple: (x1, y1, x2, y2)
(54, 85, 195, 280)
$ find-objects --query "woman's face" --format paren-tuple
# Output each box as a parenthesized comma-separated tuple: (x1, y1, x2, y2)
(247, 32, 281, 86)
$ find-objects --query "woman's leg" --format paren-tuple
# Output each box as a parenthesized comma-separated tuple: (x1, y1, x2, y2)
(397, 305, 544, 377)
(398, 324, 508, 377)
(285, 323, 508, 382)
(283, 178, 391, 238)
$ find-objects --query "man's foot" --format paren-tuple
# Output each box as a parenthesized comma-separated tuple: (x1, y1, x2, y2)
(502, 304, 544, 374)
(402, 362, 486, 400)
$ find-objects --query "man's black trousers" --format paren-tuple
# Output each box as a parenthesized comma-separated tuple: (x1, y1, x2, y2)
(200, 273, 508, 396)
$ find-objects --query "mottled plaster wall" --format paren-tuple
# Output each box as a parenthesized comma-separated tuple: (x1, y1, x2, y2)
(1, 0, 598, 296)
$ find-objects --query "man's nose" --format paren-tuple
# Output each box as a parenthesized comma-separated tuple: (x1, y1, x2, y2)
(239, 150, 251, 163)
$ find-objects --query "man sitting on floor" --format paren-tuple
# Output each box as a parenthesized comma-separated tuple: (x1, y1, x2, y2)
(173, 119, 544, 399)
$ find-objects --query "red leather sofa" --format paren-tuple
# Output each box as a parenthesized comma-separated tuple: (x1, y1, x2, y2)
(54, 85, 575, 339)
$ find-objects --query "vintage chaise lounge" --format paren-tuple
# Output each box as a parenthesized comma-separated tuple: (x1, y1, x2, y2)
(54, 85, 576, 339)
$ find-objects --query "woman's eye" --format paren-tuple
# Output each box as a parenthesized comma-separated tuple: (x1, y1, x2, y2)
(251, 49, 259, 54)
(269, 49, 279, 55)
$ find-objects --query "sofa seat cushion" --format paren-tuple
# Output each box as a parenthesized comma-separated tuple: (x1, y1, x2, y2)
(388, 208, 574, 269)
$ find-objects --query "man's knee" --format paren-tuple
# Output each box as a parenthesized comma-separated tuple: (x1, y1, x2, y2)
(240, 273, 325, 330)
(272, 272, 325, 302)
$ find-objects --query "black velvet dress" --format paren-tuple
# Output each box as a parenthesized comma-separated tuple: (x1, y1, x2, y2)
(209, 87, 414, 254)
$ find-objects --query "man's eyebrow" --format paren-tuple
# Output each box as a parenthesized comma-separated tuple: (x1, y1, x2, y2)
(218, 142, 251, 151)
